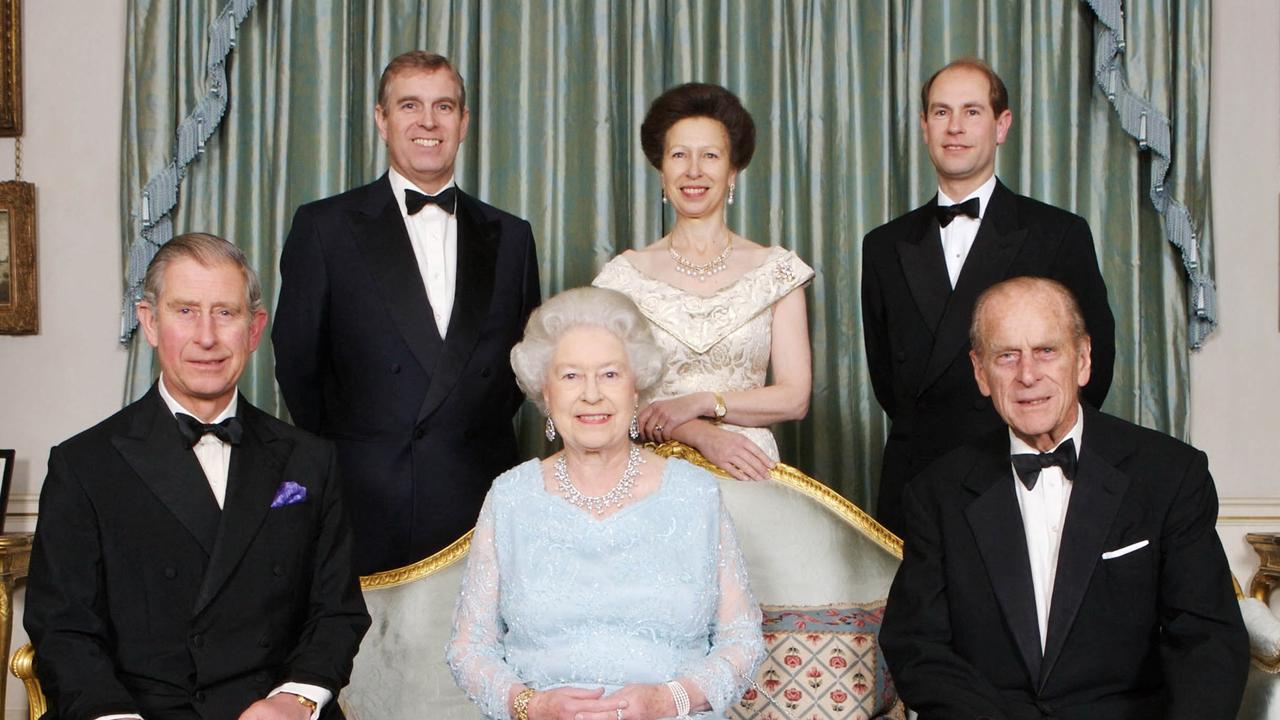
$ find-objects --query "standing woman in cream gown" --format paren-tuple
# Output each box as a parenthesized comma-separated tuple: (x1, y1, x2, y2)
(594, 82, 814, 481)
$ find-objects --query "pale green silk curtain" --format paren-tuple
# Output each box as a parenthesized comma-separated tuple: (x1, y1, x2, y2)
(120, 0, 1209, 510)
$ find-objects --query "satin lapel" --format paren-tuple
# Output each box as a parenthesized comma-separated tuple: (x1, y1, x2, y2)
(111, 387, 221, 556)
(896, 200, 950, 336)
(1038, 410, 1133, 688)
(417, 191, 498, 422)
(918, 183, 1027, 394)
(193, 402, 289, 615)
(354, 175, 444, 377)
(963, 438, 1043, 684)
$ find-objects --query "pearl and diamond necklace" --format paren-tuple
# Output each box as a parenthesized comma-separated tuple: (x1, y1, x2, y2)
(669, 236, 733, 281)
(554, 445, 644, 515)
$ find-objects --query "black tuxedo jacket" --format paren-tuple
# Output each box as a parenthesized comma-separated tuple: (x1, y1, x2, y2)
(25, 387, 370, 720)
(861, 180, 1116, 536)
(880, 407, 1247, 720)
(273, 175, 540, 574)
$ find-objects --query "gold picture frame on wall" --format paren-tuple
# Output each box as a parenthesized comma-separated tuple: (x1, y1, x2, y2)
(0, 0, 20, 136)
(0, 181, 35, 333)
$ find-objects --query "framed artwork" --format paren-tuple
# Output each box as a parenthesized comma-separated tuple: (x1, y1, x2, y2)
(0, 180, 34, 333)
(0, 449, 12, 534)
(0, 0, 20, 136)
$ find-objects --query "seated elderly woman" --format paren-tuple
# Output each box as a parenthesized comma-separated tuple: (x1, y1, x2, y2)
(447, 286, 764, 720)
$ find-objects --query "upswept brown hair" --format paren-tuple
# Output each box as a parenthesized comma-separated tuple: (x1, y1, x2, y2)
(639, 82, 756, 171)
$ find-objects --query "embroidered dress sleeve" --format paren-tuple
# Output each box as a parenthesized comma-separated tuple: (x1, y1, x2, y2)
(679, 500, 766, 714)
(446, 492, 522, 720)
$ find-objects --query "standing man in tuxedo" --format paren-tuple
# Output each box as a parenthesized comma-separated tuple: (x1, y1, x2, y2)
(881, 277, 1246, 719)
(273, 51, 541, 575)
(861, 58, 1116, 537)
(26, 233, 369, 720)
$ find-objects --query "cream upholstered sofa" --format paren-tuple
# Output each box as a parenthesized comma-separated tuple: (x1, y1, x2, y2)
(340, 442, 903, 719)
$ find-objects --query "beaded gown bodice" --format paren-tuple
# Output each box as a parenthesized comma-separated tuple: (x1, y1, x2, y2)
(593, 247, 815, 461)
(446, 457, 764, 719)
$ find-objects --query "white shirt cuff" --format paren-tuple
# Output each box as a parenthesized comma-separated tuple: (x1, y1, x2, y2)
(269, 682, 332, 720)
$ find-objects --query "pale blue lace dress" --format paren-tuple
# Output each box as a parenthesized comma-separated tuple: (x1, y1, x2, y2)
(446, 457, 765, 719)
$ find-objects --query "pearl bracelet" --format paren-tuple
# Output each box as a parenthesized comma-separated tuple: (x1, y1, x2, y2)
(666, 680, 691, 718)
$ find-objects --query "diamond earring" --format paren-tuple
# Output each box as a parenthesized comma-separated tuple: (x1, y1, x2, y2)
(727, 183, 736, 206)
(629, 413, 640, 441)
(545, 416, 556, 442)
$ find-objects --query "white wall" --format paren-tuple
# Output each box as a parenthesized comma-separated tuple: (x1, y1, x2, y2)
(0, 0, 128, 715)
(1195, 0, 1280, 590)
(0, 0, 1274, 717)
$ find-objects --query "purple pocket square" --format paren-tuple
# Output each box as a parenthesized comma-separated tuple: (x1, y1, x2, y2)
(270, 480, 308, 508)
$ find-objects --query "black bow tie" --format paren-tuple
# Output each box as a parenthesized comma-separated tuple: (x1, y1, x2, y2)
(176, 413, 243, 447)
(404, 186, 457, 215)
(1011, 438, 1077, 490)
(934, 197, 981, 227)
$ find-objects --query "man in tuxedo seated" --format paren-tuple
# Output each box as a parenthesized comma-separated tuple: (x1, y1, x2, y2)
(880, 276, 1247, 719)
(26, 233, 370, 720)
(861, 58, 1116, 537)
(273, 51, 541, 574)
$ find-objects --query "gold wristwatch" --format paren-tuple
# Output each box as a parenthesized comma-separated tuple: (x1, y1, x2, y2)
(712, 392, 728, 420)
(292, 693, 318, 714)
(513, 687, 538, 720)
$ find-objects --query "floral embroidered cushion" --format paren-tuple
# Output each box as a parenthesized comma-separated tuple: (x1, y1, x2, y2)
(728, 602, 903, 720)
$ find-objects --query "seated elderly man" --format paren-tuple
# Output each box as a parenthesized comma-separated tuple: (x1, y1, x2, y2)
(447, 286, 764, 720)
(25, 233, 369, 720)
(881, 276, 1247, 719)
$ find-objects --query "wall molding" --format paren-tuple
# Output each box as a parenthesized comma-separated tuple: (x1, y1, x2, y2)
(1218, 497, 1280, 524)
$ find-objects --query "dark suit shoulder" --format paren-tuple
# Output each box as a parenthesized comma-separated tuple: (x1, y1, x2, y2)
(1085, 409, 1202, 468)
(862, 202, 934, 248)
(458, 191, 529, 227)
(297, 177, 384, 211)
(53, 395, 155, 455)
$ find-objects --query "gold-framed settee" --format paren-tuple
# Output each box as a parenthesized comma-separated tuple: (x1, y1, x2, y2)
(11, 444, 1280, 718)
(11, 443, 903, 719)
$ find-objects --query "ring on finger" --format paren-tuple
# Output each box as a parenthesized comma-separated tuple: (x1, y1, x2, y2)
(616, 709, 624, 720)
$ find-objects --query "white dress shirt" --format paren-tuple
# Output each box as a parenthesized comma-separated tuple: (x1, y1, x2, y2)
(389, 167, 458, 338)
(937, 173, 997, 287)
(96, 379, 329, 720)
(1010, 405, 1085, 652)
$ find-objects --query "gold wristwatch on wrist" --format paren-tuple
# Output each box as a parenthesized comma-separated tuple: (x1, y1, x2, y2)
(513, 687, 538, 720)
(712, 391, 728, 421)
(292, 693, 318, 714)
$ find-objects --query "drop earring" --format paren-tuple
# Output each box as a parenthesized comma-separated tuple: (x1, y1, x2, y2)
(661, 187, 668, 205)
(545, 416, 556, 442)
(629, 413, 640, 441)
(727, 183, 736, 206)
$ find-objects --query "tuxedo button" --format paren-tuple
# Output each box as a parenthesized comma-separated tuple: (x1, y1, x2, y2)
(414, 427, 426, 440)
(194, 690, 206, 703)
(391, 363, 401, 374)
(273, 564, 285, 577)
(191, 634, 204, 648)
(480, 367, 491, 378)
(163, 567, 176, 579)
(259, 634, 272, 648)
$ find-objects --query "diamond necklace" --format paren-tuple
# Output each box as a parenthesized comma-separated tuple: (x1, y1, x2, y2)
(669, 235, 733, 281)
(555, 445, 644, 515)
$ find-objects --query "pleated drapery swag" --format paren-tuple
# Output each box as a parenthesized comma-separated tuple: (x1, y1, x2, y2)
(120, 0, 1209, 512)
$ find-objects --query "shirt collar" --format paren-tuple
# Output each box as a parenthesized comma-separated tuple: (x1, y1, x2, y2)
(1009, 402, 1085, 458)
(937, 173, 998, 219)
(157, 373, 238, 425)
(388, 168, 457, 218)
